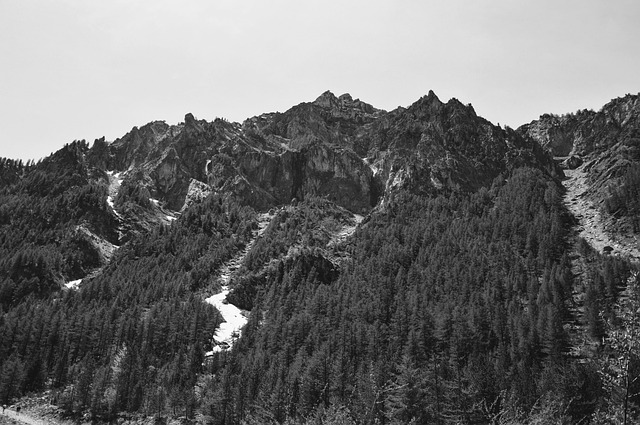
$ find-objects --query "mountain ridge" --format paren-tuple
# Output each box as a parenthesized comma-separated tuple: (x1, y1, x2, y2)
(77, 90, 562, 216)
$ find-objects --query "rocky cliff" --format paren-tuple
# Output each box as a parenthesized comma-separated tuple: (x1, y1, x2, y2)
(357, 91, 561, 201)
(521, 94, 640, 158)
(74, 90, 561, 240)
(521, 93, 640, 242)
(520, 93, 640, 200)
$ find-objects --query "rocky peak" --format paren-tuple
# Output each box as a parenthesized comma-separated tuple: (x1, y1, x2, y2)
(357, 89, 560, 197)
(407, 90, 446, 117)
(182, 112, 208, 136)
(313, 90, 380, 116)
(338, 93, 353, 103)
(313, 90, 340, 109)
(420, 90, 443, 105)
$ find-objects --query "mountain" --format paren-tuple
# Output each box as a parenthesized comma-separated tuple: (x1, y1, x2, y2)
(0, 91, 638, 424)
(87, 89, 561, 218)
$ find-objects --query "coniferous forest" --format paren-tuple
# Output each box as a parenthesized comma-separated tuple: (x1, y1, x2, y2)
(1, 92, 640, 424)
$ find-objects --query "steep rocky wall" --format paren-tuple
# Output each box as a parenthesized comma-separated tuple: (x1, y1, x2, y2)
(522, 117, 578, 156)
(232, 144, 375, 213)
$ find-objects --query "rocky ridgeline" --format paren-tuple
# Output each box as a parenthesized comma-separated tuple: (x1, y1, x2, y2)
(521, 94, 640, 159)
(79, 90, 559, 233)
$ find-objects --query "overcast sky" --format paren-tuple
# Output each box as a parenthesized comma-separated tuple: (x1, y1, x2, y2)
(1, 0, 639, 161)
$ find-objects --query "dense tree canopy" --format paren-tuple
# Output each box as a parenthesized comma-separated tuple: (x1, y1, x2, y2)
(0, 164, 637, 424)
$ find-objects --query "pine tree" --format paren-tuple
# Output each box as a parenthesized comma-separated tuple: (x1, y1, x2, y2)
(598, 271, 640, 424)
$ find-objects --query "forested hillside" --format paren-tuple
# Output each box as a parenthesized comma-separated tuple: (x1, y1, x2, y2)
(0, 92, 639, 424)
(198, 168, 637, 424)
(0, 141, 118, 308)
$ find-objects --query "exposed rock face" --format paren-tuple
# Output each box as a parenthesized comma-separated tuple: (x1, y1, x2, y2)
(521, 93, 640, 247)
(82, 90, 559, 228)
(356, 91, 562, 201)
(520, 94, 640, 158)
(182, 178, 212, 211)
(520, 93, 640, 204)
(204, 138, 374, 213)
(246, 90, 382, 155)
(520, 115, 579, 156)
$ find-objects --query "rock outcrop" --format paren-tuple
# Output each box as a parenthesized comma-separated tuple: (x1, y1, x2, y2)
(521, 93, 640, 245)
(520, 93, 640, 203)
(356, 91, 562, 202)
(520, 93, 640, 158)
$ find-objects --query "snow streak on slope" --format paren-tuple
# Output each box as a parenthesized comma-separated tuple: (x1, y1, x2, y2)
(363, 158, 379, 176)
(149, 197, 179, 223)
(64, 279, 82, 290)
(564, 166, 640, 262)
(205, 211, 275, 354)
(106, 171, 123, 219)
(63, 172, 124, 291)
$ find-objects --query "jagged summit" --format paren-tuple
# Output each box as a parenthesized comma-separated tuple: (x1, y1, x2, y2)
(418, 89, 442, 104)
(184, 112, 196, 125)
(2, 89, 562, 244)
(30, 89, 560, 223)
(313, 90, 340, 107)
(312, 90, 380, 115)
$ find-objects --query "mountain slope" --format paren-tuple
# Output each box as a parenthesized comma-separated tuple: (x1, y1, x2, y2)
(0, 90, 638, 424)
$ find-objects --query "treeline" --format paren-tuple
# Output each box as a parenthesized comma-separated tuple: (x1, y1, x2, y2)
(0, 157, 31, 186)
(199, 168, 637, 424)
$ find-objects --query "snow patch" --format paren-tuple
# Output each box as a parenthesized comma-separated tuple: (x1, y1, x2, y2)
(106, 171, 124, 219)
(204, 287, 248, 354)
(149, 197, 179, 223)
(391, 170, 405, 188)
(64, 279, 82, 290)
(204, 210, 277, 354)
(363, 158, 379, 176)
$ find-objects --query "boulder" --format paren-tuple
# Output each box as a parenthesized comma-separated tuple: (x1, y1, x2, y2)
(562, 155, 583, 169)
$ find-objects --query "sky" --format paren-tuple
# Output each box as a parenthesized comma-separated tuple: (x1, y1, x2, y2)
(1, 0, 639, 161)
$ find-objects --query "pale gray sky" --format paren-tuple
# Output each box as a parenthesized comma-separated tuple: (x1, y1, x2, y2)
(1, 0, 639, 161)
